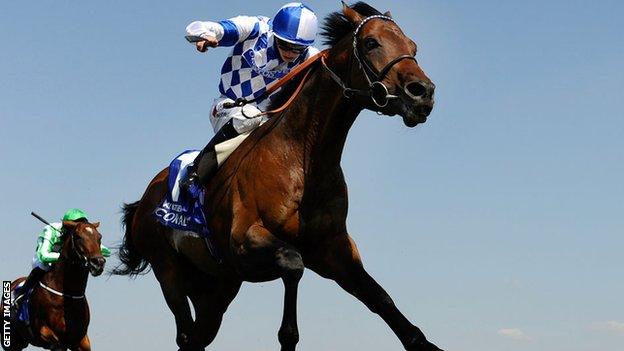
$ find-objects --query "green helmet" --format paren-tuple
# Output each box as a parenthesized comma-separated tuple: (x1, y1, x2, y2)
(62, 208, 88, 222)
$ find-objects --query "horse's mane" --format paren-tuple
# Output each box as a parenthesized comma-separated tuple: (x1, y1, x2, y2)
(320, 2, 383, 46)
(266, 2, 383, 110)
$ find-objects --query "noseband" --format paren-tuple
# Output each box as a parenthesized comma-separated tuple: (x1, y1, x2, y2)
(322, 15, 417, 108)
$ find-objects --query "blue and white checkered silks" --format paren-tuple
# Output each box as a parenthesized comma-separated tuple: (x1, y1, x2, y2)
(186, 12, 319, 104)
(271, 2, 318, 46)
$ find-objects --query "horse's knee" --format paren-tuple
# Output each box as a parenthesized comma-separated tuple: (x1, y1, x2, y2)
(276, 247, 304, 281)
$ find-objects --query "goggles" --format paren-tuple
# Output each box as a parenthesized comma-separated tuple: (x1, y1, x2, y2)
(276, 39, 307, 54)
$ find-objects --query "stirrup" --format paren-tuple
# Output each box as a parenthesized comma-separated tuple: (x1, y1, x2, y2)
(13, 293, 23, 306)
(180, 171, 199, 190)
(12, 293, 25, 315)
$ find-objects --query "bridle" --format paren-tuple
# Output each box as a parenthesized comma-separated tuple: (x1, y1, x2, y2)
(322, 14, 417, 108)
(36, 225, 91, 300)
(65, 226, 89, 269)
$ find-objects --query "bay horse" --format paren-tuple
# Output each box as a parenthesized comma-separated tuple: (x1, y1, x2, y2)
(2, 221, 106, 351)
(113, 2, 440, 350)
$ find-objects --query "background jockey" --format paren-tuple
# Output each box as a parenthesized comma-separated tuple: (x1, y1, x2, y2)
(181, 2, 320, 191)
(13, 209, 110, 309)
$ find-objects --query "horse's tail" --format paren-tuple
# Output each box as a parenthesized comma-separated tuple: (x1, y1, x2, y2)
(111, 201, 151, 277)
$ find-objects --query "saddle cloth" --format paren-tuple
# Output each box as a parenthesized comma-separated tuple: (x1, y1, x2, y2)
(153, 150, 210, 237)
(12, 281, 30, 324)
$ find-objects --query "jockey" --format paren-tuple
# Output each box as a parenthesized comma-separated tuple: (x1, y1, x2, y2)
(181, 2, 319, 190)
(13, 209, 110, 308)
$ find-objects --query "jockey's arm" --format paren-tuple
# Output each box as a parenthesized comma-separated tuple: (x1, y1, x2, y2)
(100, 244, 111, 257)
(36, 225, 60, 264)
(186, 15, 261, 50)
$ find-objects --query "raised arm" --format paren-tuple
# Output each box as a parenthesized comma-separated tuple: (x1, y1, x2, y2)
(186, 15, 262, 47)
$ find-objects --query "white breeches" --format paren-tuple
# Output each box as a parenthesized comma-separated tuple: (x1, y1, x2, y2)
(210, 96, 269, 165)
(210, 95, 269, 134)
(32, 257, 52, 271)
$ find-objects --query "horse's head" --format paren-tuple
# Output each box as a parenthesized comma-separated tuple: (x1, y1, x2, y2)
(323, 2, 435, 127)
(62, 220, 106, 276)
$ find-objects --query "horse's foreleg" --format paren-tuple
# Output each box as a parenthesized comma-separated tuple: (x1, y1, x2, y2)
(276, 245, 304, 351)
(39, 325, 62, 349)
(308, 234, 442, 351)
(240, 224, 304, 351)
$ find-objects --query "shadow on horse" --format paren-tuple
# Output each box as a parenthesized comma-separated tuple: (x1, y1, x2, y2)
(2, 221, 106, 351)
(113, 2, 440, 350)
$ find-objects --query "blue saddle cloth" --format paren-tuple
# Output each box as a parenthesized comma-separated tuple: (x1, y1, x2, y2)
(153, 150, 211, 237)
(18, 292, 31, 323)
(13, 282, 32, 324)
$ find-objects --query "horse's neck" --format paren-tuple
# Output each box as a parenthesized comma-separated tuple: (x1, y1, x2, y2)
(42, 252, 88, 297)
(279, 56, 362, 172)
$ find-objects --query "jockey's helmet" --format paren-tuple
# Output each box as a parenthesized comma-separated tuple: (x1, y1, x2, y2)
(272, 2, 317, 47)
(62, 208, 88, 222)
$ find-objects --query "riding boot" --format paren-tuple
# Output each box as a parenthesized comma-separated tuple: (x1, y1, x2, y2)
(180, 120, 240, 191)
(13, 267, 46, 310)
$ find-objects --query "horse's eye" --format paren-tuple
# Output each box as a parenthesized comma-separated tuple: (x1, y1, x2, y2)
(364, 38, 380, 51)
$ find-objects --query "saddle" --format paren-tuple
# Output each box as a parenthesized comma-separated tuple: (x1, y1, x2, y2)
(153, 150, 210, 237)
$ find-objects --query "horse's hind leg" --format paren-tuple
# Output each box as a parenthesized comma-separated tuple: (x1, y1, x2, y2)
(239, 224, 304, 351)
(307, 234, 443, 351)
(188, 278, 241, 348)
(151, 258, 201, 351)
(70, 334, 91, 351)
(39, 326, 65, 351)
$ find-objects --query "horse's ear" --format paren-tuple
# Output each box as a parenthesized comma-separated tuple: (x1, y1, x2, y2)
(62, 220, 78, 230)
(342, 1, 364, 24)
(92, 222, 100, 228)
(384, 11, 393, 18)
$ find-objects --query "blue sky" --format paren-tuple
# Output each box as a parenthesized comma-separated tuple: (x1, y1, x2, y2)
(1, 1, 622, 350)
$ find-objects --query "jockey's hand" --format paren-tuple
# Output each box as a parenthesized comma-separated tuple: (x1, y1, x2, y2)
(196, 36, 218, 52)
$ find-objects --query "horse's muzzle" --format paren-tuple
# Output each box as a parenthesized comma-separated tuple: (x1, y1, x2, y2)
(89, 257, 106, 276)
(404, 80, 435, 101)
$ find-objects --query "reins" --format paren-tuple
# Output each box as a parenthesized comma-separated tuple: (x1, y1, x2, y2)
(218, 14, 417, 136)
(223, 14, 415, 116)
(255, 52, 326, 116)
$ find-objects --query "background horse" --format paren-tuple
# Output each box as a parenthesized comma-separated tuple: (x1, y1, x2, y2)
(113, 2, 439, 350)
(2, 221, 106, 351)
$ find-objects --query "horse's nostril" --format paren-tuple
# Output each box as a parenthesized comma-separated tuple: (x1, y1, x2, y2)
(405, 81, 427, 98)
(90, 257, 105, 267)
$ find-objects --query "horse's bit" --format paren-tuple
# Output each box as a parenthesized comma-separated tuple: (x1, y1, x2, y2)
(322, 14, 417, 108)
